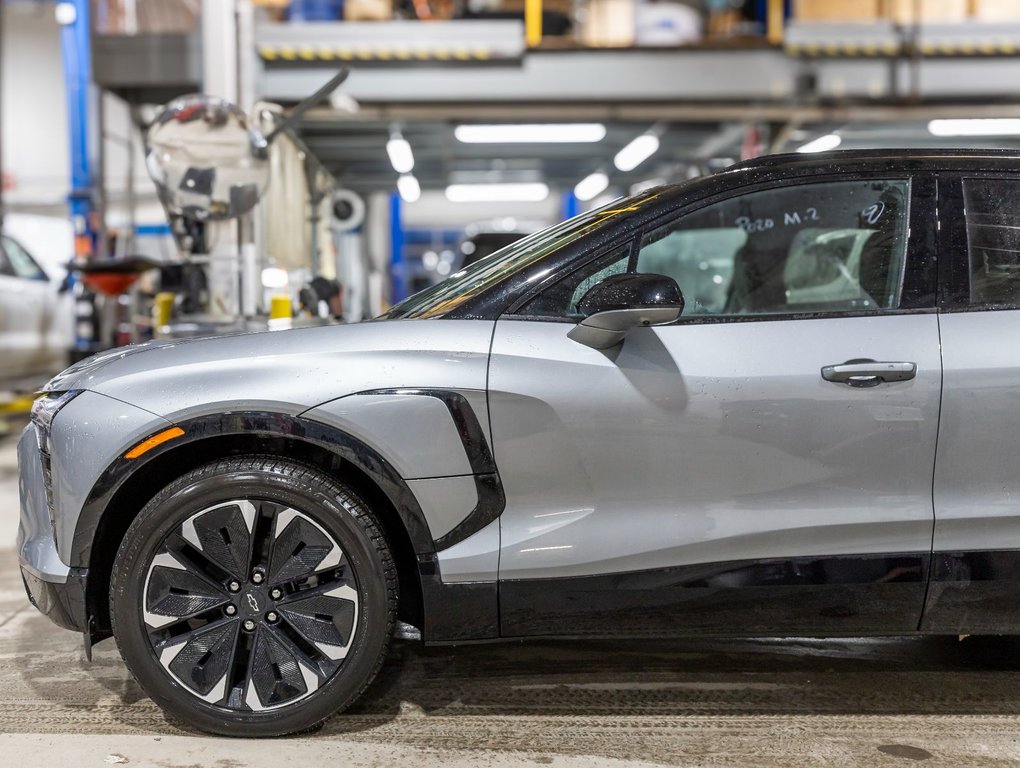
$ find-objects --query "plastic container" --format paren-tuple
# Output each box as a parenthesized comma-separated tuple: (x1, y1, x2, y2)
(288, 0, 344, 22)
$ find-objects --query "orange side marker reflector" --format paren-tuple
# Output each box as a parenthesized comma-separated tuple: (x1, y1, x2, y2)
(124, 427, 185, 459)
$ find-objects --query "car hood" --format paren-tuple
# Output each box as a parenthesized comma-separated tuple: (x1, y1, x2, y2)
(47, 319, 494, 421)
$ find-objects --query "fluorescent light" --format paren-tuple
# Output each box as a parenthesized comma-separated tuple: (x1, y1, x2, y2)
(55, 2, 77, 25)
(614, 133, 660, 172)
(575, 172, 609, 202)
(797, 133, 842, 153)
(454, 124, 607, 144)
(630, 177, 667, 195)
(928, 118, 1020, 137)
(445, 183, 550, 203)
(386, 136, 414, 173)
(397, 174, 420, 203)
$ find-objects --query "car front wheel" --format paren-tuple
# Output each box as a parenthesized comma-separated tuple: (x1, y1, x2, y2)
(110, 455, 397, 736)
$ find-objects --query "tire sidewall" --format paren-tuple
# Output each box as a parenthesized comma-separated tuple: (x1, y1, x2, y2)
(111, 459, 392, 736)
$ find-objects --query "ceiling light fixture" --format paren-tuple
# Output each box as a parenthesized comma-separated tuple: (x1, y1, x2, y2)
(397, 174, 421, 203)
(928, 118, 1020, 137)
(575, 172, 610, 202)
(796, 133, 842, 153)
(454, 124, 607, 144)
(444, 183, 550, 203)
(629, 177, 667, 195)
(614, 132, 660, 172)
(386, 134, 415, 174)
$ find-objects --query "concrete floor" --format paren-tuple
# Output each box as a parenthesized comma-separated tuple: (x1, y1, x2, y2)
(3, 432, 1020, 766)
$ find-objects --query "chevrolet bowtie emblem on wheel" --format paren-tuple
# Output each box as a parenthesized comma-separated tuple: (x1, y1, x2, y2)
(246, 593, 259, 613)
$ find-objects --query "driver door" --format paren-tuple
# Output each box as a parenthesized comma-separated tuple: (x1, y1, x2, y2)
(489, 176, 942, 638)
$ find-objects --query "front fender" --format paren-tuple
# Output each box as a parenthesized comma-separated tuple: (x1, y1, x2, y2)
(71, 391, 505, 570)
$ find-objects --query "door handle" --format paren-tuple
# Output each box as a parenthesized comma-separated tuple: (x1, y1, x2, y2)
(820, 359, 917, 388)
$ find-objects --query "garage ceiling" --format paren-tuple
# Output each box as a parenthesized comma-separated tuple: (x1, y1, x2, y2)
(296, 114, 1020, 197)
(296, 116, 745, 195)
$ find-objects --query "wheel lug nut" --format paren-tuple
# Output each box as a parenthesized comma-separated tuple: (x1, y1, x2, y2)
(270, 588, 282, 600)
(251, 570, 264, 584)
(266, 611, 279, 623)
(243, 619, 256, 631)
(225, 604, 237, 616)
(227, 580, 240, 593)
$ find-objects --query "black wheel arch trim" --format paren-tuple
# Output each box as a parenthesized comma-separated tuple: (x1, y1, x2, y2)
(75, 391, 505, 570)
(72, 390, 505, 646)
(72, 410, 438, 572)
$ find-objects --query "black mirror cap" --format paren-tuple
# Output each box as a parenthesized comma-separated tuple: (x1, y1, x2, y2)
(578, 273, 685, 317)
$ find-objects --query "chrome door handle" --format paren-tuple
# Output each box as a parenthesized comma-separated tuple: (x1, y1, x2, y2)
(820, 360, 917, 388)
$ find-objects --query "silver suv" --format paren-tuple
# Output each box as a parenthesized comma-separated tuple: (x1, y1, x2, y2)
(18, 149, 1017, 735)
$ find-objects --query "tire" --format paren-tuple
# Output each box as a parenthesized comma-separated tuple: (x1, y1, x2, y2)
(110, 455, 397, 736)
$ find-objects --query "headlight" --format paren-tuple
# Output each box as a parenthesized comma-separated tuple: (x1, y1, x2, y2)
(31, 390, 82, 530)
(31, 390, 82, 453)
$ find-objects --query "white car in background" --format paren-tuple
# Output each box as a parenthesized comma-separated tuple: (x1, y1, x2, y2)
(0, 214, 74, 389)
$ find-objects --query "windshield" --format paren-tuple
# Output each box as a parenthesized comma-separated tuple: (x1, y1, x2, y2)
(383, 192, 663, 319)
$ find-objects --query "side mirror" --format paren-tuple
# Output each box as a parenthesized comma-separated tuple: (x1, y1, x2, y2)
(568, 273, 684, 350)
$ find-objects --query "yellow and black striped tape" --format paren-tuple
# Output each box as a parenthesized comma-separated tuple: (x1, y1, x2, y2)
(259, 45, 494, 62)
(787, 40, 1020, 57)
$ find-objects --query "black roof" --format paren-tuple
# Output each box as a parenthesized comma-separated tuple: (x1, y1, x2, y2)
(728, 148, 1020, 174)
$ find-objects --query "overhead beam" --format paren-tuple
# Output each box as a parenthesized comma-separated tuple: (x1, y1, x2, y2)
(301, 100, 1020, 125)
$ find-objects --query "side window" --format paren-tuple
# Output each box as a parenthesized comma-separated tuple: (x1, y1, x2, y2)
(1, 237, 47, 281)
(637, 179, 911, 317)
(517, 243, 633, 319)
(962, 178, 1020, 307)
(0, 244, 12, 278)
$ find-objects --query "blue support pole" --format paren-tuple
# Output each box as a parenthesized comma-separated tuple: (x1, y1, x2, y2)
(59, 0, 96, 356)
(560, 190, 580, 222)
(389, 192, 406, 304)
(59, 0, 94, 256)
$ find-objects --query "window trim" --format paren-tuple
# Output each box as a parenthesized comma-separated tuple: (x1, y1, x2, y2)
(508, 173, 936, 325)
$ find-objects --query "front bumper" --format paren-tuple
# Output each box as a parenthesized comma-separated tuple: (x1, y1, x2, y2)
(16, 424, 88, 633)
(20, 565, 88, 633)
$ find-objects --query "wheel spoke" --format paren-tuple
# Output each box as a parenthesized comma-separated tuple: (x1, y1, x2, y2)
(266, 508, 341, 585)
(273, 565, 350, 599)
(224, 622, 255, 710)
(184, 501, 257, 581)
(156, 616, 240, 703)
(165, 534, 236, 588)
(144, 552, 229, 629)
(278, 582, 358, 660)
(244, 624, 322, 711)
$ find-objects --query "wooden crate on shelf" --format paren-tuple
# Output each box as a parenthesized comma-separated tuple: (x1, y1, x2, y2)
(885, 0, 969, 23)
(344, 0, 393, 21)
(580, 0, 636, 47)
(971, 0, 1020, 21)
(794, 0, 882, 21)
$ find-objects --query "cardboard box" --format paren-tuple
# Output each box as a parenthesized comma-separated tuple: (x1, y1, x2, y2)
(795, 0, 882, 21)
(885, 0, 969, 23)
(344, 0, 393, 21)
(971, 0, 1020, 21)
(580, 0, 635, 47)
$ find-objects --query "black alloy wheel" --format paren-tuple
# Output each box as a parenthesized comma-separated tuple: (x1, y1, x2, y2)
(110, 456, 396, 736)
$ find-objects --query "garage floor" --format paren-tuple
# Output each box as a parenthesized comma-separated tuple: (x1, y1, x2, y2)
(3, 434, 1020, 767)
